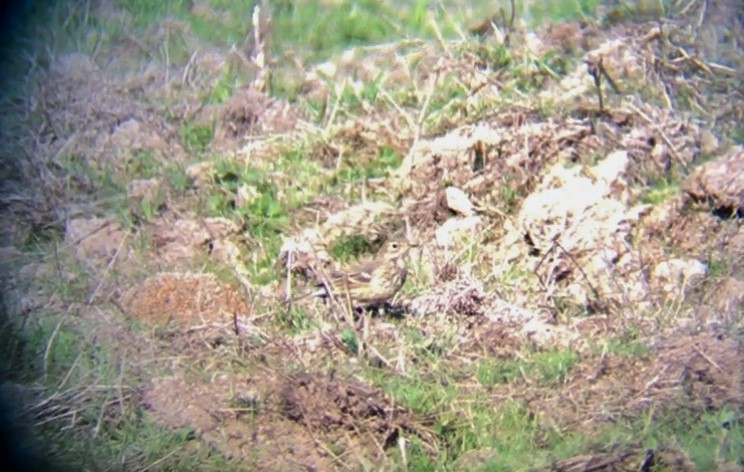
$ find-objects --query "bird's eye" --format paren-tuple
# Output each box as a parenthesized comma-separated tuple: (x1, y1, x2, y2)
(391, 242, 399, 249)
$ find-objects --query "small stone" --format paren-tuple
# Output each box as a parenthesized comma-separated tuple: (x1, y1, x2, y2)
(444, 186, 475, 216)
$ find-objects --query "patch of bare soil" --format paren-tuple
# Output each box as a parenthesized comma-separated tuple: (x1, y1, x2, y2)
(120, 272, 248, 327)
(144, 368, 423, 470)
(64, 216, 129, 265)
(39, 52, 185, 169)
(148, 214, 243, 266)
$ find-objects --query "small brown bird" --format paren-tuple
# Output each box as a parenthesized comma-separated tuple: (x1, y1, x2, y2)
(313, 240, 415, 308)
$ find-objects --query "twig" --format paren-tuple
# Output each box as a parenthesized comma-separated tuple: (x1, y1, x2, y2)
(428, 12, 450, 58)
(401, 69, 438, 176)
(554, 240, 603, 305)
(93, 392, 111, 438)
(379, 88, 415, 129)
(587, 59, 604, 115)
(43, 315, 67, 383)
(181, 49, 200, 86)
(251, 3, 270, 92)
(692, 343, 724, 373)
(325, 79, 346, 132)
(57, 351, 83, 391)
(141, 448, 181, 472)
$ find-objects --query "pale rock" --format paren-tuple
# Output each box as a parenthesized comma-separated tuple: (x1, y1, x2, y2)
(486, 299, 542, 324)
(523, 318, 575, 347)
(513, 150, 650, 309)
(65, 217, 126, 261)
(314, 61, 337, 78)
(445, 186, 474, 216)
(683, 146, 744, 214)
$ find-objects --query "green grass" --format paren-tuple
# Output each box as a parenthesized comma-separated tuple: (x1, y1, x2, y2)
(475, 348, 580, 386)
(203, 68, 243, 104)
(335, 146, 404, 183)
(600, 338, 652, 358)
(367, 366, 458, 415)
(197, 146, 325, 284)
(3, 0, 740, 470)
(180, 121, 215, 153)
(641, 177, 681, 205)
(372, 340, 742, 470)
(3, 313, 239, 470)
(705, 256, 729, 279)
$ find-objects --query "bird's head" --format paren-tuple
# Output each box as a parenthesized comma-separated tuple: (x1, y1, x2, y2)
(382, 239, 418, 262)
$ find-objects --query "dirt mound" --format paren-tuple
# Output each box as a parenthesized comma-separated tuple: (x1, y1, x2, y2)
(278, 372, 419, 449)
(40, 53, 184, 168)
(65, 216, 129, 268)
(144, 368, 424, 469)
(212, 88, 300, 150)
(120, 272, 248, 327)
(148, 215, 243, 266)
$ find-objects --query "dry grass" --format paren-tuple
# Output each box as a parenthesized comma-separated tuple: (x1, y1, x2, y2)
(0, 0, 742, 470)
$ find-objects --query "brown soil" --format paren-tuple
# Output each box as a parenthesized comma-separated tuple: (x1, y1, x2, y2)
(2, 1, 743, 470)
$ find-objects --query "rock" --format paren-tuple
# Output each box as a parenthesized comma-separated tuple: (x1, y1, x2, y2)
(203, 217, 242, 238)
(511, 150, 655, 308)
(108, 118, 172, 157)
(444, 186, 475, 216)
(705, 277, 744, 323)
(409, 277, 485, 317)
(213, 88, 299, 147)
(683, 146, 744, 217)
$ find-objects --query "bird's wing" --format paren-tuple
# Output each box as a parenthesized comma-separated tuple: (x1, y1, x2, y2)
(344, 258, 382, 283)
(320, 259, 378, 286)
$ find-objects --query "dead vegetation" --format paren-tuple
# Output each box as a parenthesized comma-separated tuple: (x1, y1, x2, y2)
(0, 0, 743, 470)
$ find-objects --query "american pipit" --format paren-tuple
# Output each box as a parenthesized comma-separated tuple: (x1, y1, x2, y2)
(313, 240, 415, 308)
